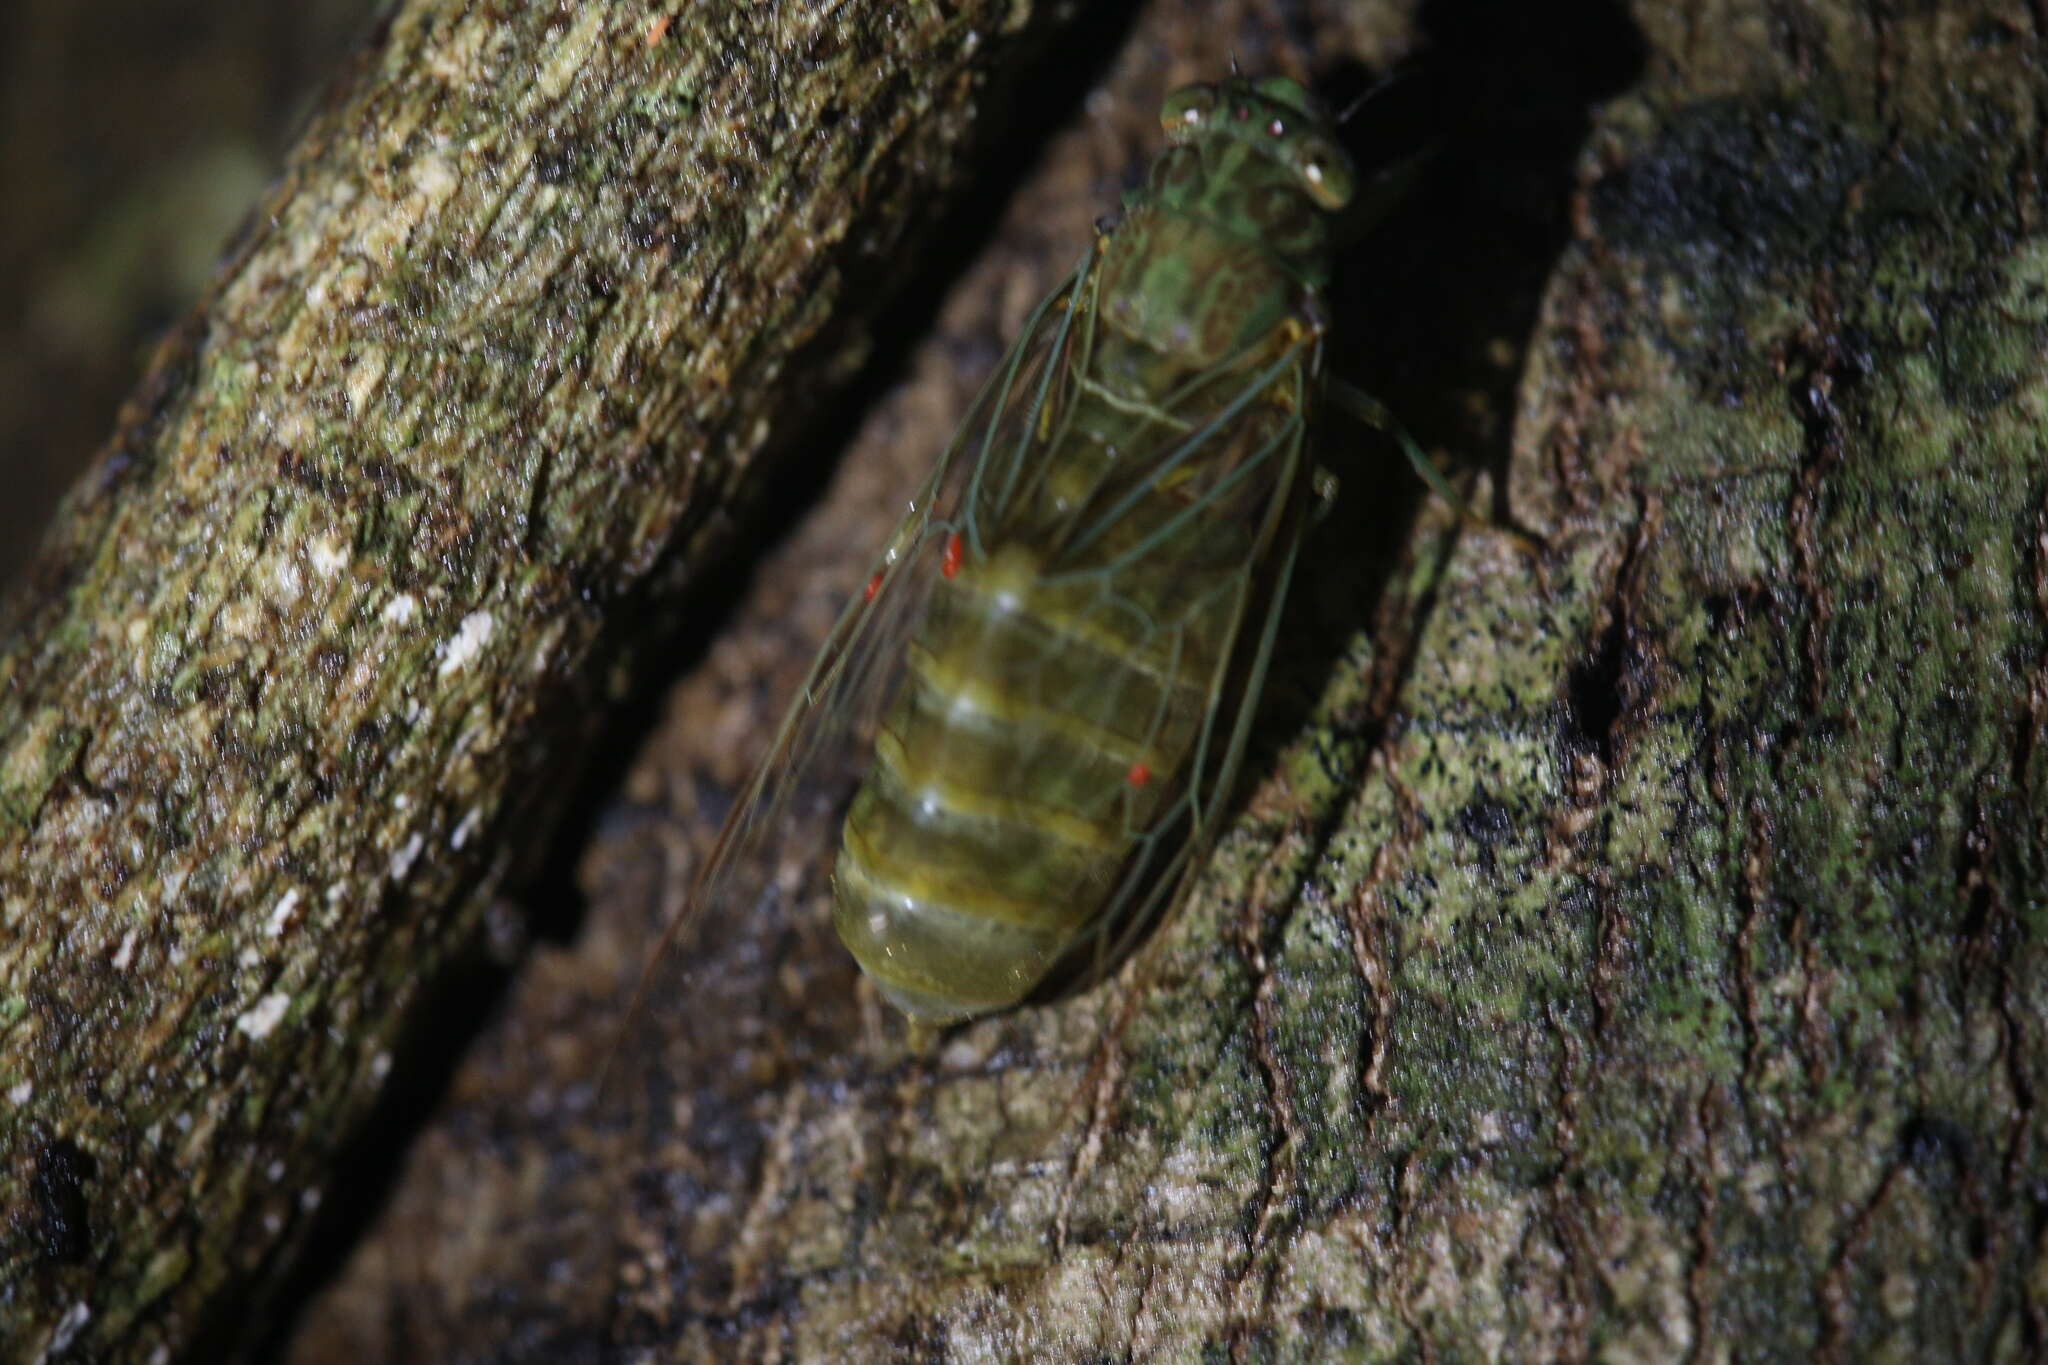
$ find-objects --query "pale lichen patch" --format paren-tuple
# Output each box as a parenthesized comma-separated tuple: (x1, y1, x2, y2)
(421, 13, 488, 85)
(390, 832, 425, 881)
(267, 888, 302, 937)
(308, 537, 350, 579)
(439, 609, 496, 675)
(217, 596, 263, 640)
(235, 992, 292, 1041)
(382, 591, 419, 626)
(410, 153, 459, 204)
(536, 4, 609, 100)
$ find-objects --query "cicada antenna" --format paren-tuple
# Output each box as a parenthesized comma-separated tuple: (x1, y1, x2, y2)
(1337, 67, 1414, 125)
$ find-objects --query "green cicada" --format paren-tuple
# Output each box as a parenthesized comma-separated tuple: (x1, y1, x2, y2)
(663, 74, 1448, 1028)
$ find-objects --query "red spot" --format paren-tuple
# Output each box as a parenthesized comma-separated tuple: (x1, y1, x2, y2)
(1126, 762, 1152, 787)
(863, 570, 883, 603)
(941, 532, 964, 579)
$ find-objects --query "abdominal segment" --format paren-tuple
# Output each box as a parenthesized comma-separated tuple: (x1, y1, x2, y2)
(832, 541, 1227, 1023)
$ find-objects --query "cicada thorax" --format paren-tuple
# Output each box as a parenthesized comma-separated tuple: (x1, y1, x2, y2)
(831, 81, 1349, 1023)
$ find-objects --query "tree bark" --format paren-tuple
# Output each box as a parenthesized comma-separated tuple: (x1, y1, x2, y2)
(291, 0, 2048, 1359)
(11, 0, 2048, 1360)
(286, 0, 2048, 1359)
(0, 2, 1080, 1359)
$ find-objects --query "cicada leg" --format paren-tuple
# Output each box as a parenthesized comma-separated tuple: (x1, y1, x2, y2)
(1311, 465, 1340, 523)
(1328, 378, 1547, 556)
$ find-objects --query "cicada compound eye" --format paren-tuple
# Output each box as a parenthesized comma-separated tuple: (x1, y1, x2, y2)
(1159, 84, 1216, 139)
(1294, 137, 1354, 211)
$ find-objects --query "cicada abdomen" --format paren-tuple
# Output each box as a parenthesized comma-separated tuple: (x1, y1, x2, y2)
(663, 75, 1370, 1028)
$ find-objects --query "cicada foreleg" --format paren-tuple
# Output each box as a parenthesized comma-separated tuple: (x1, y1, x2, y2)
(1328, 378, 1547, 556)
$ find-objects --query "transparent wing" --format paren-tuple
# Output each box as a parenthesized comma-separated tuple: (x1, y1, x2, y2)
(609, 243, 1103, 1044)
(1024, 378, 1322, 1003)
(940, 288, 1330, 1004)
(1074, 436, 1314, 991)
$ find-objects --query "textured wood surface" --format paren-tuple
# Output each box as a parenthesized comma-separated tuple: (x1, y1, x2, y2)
(7, 0, 2047, 1360)
(294, 0, 2048, 1359)
(0, 1, 1073, 1357)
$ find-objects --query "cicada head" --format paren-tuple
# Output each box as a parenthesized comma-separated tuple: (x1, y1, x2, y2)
(1154, 76, 1357, 282)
